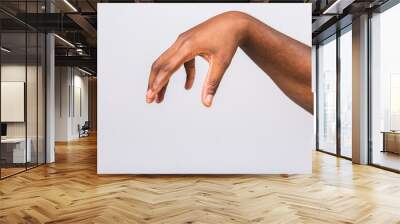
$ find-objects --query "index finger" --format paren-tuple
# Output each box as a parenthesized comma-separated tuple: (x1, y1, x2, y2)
(146, 43, 195, 103)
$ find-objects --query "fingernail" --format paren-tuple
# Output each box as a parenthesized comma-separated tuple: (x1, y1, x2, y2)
(205, 94, 213, 107)
(146, 90, 154, 104)
(156, 96, 162, 104)
(146, 89, 153, 98)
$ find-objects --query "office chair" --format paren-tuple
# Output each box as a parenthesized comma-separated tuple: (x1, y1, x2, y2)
(79, 121, 90, 138)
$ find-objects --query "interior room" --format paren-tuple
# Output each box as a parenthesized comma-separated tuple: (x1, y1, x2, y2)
(0, 27, 46, 178)
(370, 3, 400, 171)
(0, 0, 400, 223)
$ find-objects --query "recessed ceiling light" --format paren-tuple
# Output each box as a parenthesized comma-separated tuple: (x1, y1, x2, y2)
(323, 0, 354, 15)
(1, 47, 11, 53)
(63, 0, 78, 12)
(78, 67, 93, 76)
(54, 34, 75, 48)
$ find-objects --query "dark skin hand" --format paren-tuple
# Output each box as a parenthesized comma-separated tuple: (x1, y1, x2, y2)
(146, 11, 313, 114)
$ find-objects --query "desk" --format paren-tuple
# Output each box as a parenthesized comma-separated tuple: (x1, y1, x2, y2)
(1, 138, 31, 163)
(382, 131, 400, 154)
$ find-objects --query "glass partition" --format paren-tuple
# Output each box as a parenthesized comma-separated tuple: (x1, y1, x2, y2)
(370, 3, 400, 171)
(339, 27, 352, 158)
(0, 1, 46, 179)
(0, 31, 28, 177)
(27, 0, 37, 170)
(38, 32, 45, 165)
(317, 35, 337, 154)
(27, 31, 38, 169)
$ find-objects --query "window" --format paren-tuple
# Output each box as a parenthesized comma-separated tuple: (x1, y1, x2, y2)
(317, 36, 337, 154)
(0, 1, 47, 179)
(339, 27, 352, 158)
(370, 3, 400, 171)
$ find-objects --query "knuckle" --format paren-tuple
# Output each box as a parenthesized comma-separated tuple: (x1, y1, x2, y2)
(223, 11, 245, 17)
(177, 33, 194, 49)
(177, 32, 189, 42)
(181, 38, 193, 49)
(151, 61, 160, 71)
(207, 79, 220, 94)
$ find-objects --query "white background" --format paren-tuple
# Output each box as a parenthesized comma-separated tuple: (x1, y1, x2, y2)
(98, 3, 313, 174)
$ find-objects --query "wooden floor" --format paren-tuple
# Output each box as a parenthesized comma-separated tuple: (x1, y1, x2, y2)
(1, 135, 400, 223)
(0, 167, 26, 178)
(372, 150, 400, 171)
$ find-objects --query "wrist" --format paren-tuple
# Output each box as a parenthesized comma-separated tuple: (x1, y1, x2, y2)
(221, 11, 252, 46)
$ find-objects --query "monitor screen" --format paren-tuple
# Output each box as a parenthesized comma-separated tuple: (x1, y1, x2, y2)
(1, 123, 7, 137)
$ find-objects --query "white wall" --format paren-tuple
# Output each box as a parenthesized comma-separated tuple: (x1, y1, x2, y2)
(55, 67, 89, 141)
(55, 67, 70, 141)
(71, 73, 89, 138)
(98, 4, 313, 174)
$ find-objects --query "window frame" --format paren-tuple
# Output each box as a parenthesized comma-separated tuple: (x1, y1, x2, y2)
(315, 24, 353, 161)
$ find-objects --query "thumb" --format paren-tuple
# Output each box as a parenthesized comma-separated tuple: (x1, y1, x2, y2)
(202, 59, 229, 107)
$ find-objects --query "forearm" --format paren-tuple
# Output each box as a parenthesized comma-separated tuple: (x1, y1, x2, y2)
(146, 11, 314, 111)
(238, 13, 313, 114)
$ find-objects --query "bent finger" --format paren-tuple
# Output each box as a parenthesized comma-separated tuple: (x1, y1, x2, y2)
(147, 42, 182, 103)
(202, 59, 230, 107)
(156, 81, 169, 103)
(184, 58, 196, 90)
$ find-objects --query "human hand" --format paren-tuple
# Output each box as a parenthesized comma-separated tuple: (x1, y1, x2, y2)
(146, 11, 250, 107)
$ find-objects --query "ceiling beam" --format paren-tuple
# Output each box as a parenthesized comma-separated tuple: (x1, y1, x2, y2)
(67, 13, 97, 46)
(322, 0, 356, 14)
(55, 55, 96, 71)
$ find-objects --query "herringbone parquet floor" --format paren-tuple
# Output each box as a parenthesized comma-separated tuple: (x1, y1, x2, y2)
(1, 134, 400, 224)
